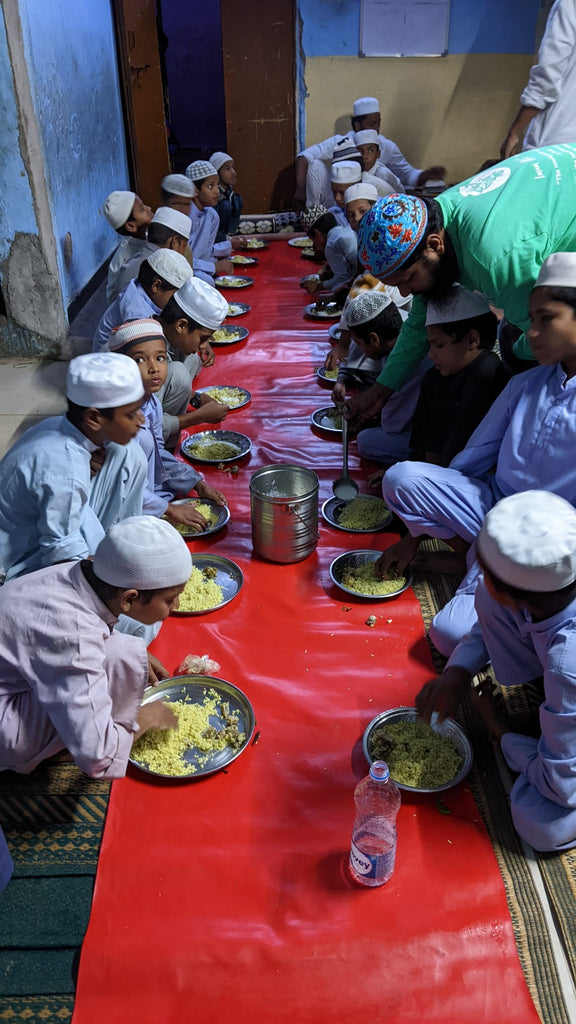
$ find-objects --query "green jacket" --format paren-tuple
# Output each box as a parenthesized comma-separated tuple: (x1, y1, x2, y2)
(378, 145, 576, 391)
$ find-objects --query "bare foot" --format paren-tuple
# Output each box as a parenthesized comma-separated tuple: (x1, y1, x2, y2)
(411, 550, 467, 575)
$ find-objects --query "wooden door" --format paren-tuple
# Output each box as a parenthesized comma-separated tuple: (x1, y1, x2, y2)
(112, 0, 170, 207)
(220, 0, 296, 213)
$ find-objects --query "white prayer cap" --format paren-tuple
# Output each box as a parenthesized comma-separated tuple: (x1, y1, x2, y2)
(331, 161, 362, 186)
(146, 249, 192, 288)
(66, 353, 144, 408)
(353, 97, 380, 118)
(344, 183, 378, 205)
(478, 491, 576, 592)
(174, 277, 228, 329)
(534, 252, 576, 289)
(106, 318, 166, 353)
(102, 191, 136, 230)
(210, 152, 233, 172)
(93, 516, 192, 590)
(150, 207, 191, 238)
(344, 289, 393, 329)
(185, 160, 218, 182)
(161, 174, 196, 198)
(425, 284, 491, 326)
(354, 130, 380, 147)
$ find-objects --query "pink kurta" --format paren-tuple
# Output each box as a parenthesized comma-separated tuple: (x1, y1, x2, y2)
(0, 561, 148, 778)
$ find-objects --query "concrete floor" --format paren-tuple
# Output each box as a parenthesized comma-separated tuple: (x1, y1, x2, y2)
(0, 281, 107, 458)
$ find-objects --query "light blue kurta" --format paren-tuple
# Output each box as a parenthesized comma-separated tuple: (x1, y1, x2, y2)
(138, 394, 202, 516)
(0, 416, 146, 582)
(189, 203, 219, 283)
(93, 280, 161, 352)
(106, 237, 148, 303)
(325, 225, 358, 291)
(382, 363, 576, 653)
(112, 240, 160, 302)
(327, 205, 349, 228)
(447, 579, 576, 851)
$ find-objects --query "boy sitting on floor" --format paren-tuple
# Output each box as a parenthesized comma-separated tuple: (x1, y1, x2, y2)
(106, 319, 228, 531)
(299, 205, 358, 298)
(185, 161, 234, 283)
(353, 130, 403, 192)
(378, 251, 576, 658)
(160, 173, 196, 215)
(0, 516, 190, 779)
(113, 207, 192, 299)
(210, 151, 244, 243)
(92, 249, 192, 351)
(417, 490, 576, 853)
(156, 276, 230, 446)
(103, 190, 153, 303)
(0, 353, 146, 583)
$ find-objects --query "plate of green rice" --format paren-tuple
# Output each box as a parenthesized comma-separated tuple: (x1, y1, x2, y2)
(362, 707, 473, 793)
(172, 554, 243, 615)
(329, 549, 411, 599)
(322, 496, 393, 533)
(180, 429, 252, 464)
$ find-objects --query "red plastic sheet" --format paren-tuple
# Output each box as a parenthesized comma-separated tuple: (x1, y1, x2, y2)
(73, 245, 539, 1024)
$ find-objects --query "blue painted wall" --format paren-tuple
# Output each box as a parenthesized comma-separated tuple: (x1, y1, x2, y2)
(18, 0, 130, 307)
(301, 0, 541, 57)
(0, 7, 38, 273)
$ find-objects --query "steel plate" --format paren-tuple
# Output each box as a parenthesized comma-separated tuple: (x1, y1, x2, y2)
(288, 237, 313, 247)
(321, 496, 393, 533)
(329, 549, 412, 600)
(226, 303, 251, 317)
(311, 407, 343, 435)
(229, 255, 259, 266)
(316, 366, 338, 386)
(211, 325, 249, 345)
(304, 302, 344, 321)
(362, 707, 473, 793)
(163, 498, 230, 539)
(174, 553, 244, 615)
(194, 385, 251, 410)
(129, 675, 255, 779)
(215, 275, 254, 289)
(181, 429, 252, 464)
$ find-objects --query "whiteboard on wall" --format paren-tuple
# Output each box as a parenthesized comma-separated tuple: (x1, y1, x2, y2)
(360, 0, 451, 56)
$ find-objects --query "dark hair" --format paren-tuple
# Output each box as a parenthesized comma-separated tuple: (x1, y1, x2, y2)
(435, 310, 498, 350)
(160, 296, 202, 331)
(478, 556, 576, 617)
(539, 285, 576, 316)
(349, 303, 403, 342)
(66, 400, 115, 427)
(309, 212, 337, 238)
(148, 222, 187, 246)
(400, 197, 444, 270)
(137, 259, 174, 293)
(81, 560, 162, 605)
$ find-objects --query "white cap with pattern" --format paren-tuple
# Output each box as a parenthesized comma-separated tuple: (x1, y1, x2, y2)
(331, 161, 362, 185)
(106, 318, 166, 353)
(161, 174, 196, 198)
(93, 516, 192, 589)
(534, 252, 576, 289)
(185, 160, 218, 182)
(353, 97, 380, 118)
(478, 491, 576, 592)
(426, 284, 491, 326)
(210, 152, 233, 172)
(66, 353, 144, 408)
(300, 205, 328, 233)
(174, 277, 228, 329)
(147, 249, 192, 288)
(151, 207, 191, 238)
(102, 191, 136, 230)
(344, 290, 393, 329)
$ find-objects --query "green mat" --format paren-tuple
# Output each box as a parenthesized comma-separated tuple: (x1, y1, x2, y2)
(0, 763, 110, 1023)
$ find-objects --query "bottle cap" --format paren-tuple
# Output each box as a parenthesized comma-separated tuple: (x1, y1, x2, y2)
(369, 761, 390, 781)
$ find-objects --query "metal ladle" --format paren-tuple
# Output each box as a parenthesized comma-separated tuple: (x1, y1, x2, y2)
(332, 412, 359, 502)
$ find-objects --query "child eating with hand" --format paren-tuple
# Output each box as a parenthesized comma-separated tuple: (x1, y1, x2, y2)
(185, 161, 234, 283)
(300, 204, 358, 298)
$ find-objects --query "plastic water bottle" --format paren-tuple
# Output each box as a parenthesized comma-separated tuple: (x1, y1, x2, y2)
(349, 761, 401, 887)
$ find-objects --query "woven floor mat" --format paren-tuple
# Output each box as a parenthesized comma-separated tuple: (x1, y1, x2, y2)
(0, 763, 110, 1023)
(412, 550, 575, 1024)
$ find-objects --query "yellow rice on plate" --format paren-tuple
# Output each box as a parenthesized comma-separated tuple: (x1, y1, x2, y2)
(186, 441, 241, 461)
(340, 562, 406, 596)
(132, 693, 245, 776)
(201, 387, 246, 408)
(337, 498, 390, 530)
(212, 328, 242, 342)
(369, 720, 462, 788)
(165, 501, 218, 534)
(178, 567, 224, 612)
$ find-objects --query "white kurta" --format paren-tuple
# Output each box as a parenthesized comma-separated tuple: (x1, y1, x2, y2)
(0, 561, 148, 778)
(522, 0, 576, 149)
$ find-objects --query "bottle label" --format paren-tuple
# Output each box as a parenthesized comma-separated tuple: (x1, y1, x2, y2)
(350, 839, 395, 881)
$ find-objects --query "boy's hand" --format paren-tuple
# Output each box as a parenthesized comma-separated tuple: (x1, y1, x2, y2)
(415, 667, 471, 723)
(215, 258, 234, 275)
(90, 446, 107, 477)
(147, 652, 170, 686)
(376, 534, 420, 577)
(195, 480, 228, 506)
(324, 348, 342, 371)
(332, 381, 346, 404)
(165, 501, 208, 533)
(197, 398, 228, 423)
(199, 340, 215, 367)
(134, 701, 178, 742)
(301, 278, 322, 294)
